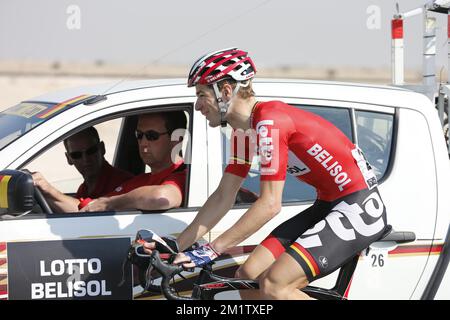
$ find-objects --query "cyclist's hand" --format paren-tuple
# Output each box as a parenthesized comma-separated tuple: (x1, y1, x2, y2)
(173, 252, 196, 269)
(174, 243, 220, 268)
(133, 229, 178, 255)
(141, 235, 179, 255)
(142, 241, 156, 255)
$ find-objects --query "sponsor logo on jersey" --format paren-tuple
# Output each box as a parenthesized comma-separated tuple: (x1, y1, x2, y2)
(287, 151, 311, 176)
(307, 143, 352, 191)
(351, 147, 378, 189)
(256, 120, 281, 176)
(256, 120, 274, 163)
(319, 256, 329, 268)
(296, 190, 386, 249)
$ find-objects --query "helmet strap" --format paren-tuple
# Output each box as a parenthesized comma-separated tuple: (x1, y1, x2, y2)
(212, 81, 242, 127)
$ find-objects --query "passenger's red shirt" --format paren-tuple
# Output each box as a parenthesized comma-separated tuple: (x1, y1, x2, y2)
(225, 101, 377, 202)
(78, 160, 186, 209)
(76, 160, 134, 199)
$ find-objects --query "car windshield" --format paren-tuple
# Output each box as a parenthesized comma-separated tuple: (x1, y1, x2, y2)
(0, 102, 57, 151)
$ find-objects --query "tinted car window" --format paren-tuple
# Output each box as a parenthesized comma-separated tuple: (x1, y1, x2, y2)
(299, 105, 352, 140)
(24, 118, 124, 194)
(355, 110, 394, 179)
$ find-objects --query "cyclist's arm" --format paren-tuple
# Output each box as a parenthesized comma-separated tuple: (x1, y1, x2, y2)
(210, 179, 284, 253)
(177, 172, 244, 251)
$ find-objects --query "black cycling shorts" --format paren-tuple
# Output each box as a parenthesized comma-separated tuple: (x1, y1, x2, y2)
(260, 187, 388, 282)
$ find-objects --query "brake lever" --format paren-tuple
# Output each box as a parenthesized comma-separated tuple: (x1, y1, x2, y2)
(144, 264, 155, 291)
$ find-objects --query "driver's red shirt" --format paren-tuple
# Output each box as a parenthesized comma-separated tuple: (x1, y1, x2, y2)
(76, 160, 134, 199)
(225, 101, 377, 201)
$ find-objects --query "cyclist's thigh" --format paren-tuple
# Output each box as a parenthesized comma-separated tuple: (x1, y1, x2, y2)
(262, 252, 310, 290)
(284, 187, 388, 282)
(237, 244, 277, 279)
(261, 200, 332, 259)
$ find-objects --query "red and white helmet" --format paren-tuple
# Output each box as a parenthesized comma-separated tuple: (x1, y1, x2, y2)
(187, 47, 256, 87)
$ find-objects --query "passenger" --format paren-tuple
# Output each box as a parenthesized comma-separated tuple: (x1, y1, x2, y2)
(32, 126, 133, 212)
(79, 111, 187, 212)
(33, 111, 187, 213)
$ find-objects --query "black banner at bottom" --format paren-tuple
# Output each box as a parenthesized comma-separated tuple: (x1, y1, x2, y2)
(7, 237, 132, 300)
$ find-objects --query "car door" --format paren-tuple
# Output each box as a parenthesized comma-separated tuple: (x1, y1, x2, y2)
(0, 97, 209, 300)
(348, 105, 440, 299)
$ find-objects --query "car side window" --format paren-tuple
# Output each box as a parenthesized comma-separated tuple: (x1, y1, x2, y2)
(299, 105, 353, 140)
(24, 118, 123, 194)
(228, 105, 353, 205)
(355, 110, 394, 179)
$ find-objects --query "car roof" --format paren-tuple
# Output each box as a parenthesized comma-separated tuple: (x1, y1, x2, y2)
(24, 77, 430, 111)
(26, 78, 188, 104)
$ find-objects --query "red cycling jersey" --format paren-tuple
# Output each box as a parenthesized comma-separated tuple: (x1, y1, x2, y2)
(225, 101, 377, 201)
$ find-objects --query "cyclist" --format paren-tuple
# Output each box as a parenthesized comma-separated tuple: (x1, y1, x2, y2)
(143, 48, 389, 299)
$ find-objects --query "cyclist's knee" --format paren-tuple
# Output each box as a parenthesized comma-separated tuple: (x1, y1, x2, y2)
(259, 272, 289, 299)
(235, 265, 255, 279)
(259, 269, 309, 299)
(234, 266, 245, 279)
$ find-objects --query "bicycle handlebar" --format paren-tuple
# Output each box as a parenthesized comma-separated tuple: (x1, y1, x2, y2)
(149, 251, 196, 300)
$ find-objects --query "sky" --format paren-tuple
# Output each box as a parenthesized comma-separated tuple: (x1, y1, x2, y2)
(0, 0, 449, 71)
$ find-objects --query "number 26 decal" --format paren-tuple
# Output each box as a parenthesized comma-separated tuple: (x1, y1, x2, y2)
(371, 253, 385, 267)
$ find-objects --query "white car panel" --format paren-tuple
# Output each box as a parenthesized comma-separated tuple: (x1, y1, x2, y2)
(0, 78, 448, 300)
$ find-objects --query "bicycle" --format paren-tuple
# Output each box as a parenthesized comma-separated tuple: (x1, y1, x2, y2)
(128, 226, 415, 300)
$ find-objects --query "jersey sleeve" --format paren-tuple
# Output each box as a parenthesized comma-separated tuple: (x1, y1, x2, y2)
(224, 129, 256, 178)
(254, 106, 293, 181)
(161, 170, 186, 196)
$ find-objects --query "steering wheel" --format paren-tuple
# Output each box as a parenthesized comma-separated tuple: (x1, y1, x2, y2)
(34, 186, 53, 214)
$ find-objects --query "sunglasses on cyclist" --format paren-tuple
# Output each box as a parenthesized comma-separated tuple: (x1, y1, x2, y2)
(68, 143, 101, 160)
(135, 130, 169, 141)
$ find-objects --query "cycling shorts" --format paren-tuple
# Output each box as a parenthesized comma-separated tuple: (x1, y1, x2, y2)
(260, 187, 388, 282)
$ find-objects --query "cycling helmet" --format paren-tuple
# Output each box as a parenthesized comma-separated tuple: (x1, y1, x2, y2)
(187, 47, 256, 87)
(188, 48, 257, 127)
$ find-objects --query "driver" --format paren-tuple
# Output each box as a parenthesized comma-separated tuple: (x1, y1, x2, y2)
(32, 126, 133, 212)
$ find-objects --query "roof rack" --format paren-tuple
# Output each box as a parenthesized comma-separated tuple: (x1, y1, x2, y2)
(391, 1, 450, 154)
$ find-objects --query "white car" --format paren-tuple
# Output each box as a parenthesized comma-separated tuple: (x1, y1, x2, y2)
(0, 78, 449, 300)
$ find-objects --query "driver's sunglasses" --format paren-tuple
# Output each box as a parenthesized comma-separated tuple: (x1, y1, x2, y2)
(135, 130, 169, 141)
(68, 143, 101, 160)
